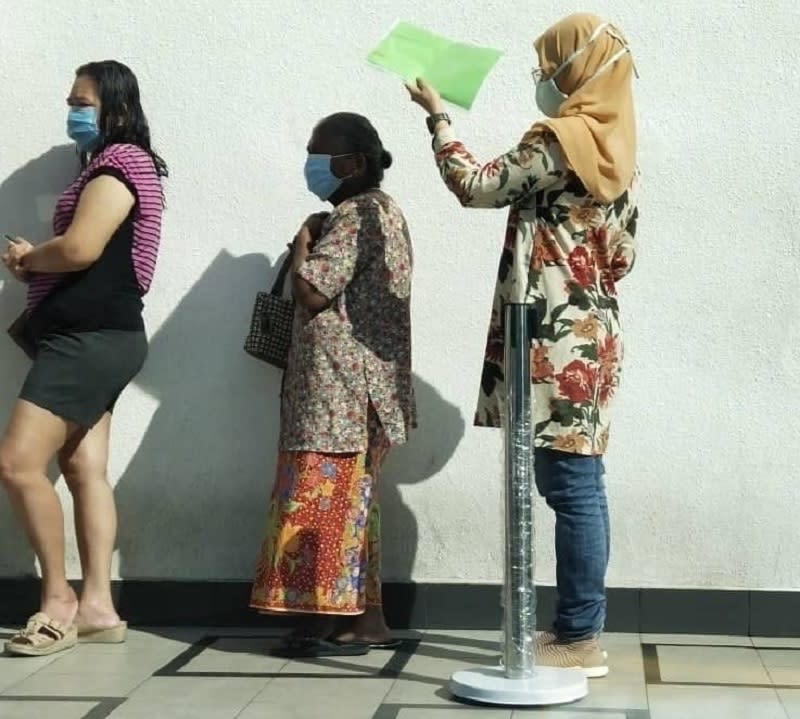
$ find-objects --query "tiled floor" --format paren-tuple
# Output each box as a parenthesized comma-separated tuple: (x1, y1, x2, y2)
(1, 628, 798, 718)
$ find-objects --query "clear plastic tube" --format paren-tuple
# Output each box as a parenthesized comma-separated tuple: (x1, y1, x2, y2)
(500, 303, 537, 679)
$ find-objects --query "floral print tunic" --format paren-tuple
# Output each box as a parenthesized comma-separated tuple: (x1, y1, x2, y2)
(280, 189, 416, 453)
(433, 125, 639, 456)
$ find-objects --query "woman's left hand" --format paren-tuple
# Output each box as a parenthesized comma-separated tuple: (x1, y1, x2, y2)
(303, 212, 330, 238)
(405, 77, 445, 115)
(290, 226, 313, 272)
(2, 237, 33, 277)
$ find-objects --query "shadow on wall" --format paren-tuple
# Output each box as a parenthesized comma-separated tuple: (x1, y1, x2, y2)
(115, 249, 282, 580)
(0, 156, 467, 592)
(379, 375, 466, 627)
(115, 246, 466, 591)
(381, 378, 465, 582)
(0, 145, 79, 577)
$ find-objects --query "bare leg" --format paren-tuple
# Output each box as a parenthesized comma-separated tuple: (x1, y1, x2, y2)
(335, 605, 391, 644)
(59, 413, 121, 629)
(286, 615, 343, 641)
(0, 400, 77, 625)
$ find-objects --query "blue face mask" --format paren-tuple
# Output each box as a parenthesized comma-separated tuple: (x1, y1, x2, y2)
(304, 154, 344, 201)
(67, 107, 101, 152)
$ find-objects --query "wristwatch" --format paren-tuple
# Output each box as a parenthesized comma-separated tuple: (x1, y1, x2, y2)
(426, 112, 451, 135)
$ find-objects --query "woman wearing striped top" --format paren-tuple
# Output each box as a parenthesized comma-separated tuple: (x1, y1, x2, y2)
(0, 61, 167, 656)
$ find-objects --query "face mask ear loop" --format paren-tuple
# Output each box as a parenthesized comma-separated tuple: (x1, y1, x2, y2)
(550, 21, 610, 82)
(607, 25, 639, 78)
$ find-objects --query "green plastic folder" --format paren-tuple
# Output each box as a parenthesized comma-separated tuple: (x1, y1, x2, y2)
(367, 22, 503, 110)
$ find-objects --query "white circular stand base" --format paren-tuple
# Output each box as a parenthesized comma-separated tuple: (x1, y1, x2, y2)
(450, 665, 588, 706)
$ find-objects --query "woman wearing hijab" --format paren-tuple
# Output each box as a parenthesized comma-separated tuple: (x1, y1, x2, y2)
(407, 13, 639, 677)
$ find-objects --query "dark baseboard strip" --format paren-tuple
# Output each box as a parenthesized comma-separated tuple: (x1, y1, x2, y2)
(0, 579, 797, 637)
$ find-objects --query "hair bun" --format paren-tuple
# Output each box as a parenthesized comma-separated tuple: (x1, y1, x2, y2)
(380, 150, 393, 169)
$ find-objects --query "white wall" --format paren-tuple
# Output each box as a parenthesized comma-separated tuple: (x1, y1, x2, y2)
(1, 0, 798, 590)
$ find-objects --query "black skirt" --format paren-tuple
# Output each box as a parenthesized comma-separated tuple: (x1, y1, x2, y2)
(19, 330, 148, 428)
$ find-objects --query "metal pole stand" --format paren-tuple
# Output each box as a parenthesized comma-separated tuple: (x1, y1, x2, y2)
(449, 303, 589, 706)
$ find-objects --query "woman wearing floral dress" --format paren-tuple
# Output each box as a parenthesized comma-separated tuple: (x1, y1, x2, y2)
(407, 13, 639, 676)
(250, 113, 416, 657)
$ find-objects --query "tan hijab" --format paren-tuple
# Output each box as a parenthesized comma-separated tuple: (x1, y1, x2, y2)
(534, 13, 636, 202)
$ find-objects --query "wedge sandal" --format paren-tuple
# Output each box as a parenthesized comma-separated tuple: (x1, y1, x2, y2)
(77, 621, 127, 644)
(5, 613, 77, 657)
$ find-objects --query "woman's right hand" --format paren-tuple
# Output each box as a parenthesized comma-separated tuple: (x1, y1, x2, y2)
(405, 77, 445, 116)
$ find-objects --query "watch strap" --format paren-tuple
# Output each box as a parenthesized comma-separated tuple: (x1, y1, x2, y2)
(426, 113, 451, 134)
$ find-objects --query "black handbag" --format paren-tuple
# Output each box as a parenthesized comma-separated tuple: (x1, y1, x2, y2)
(7, 310, 36, 360)
(244, 253, 294, 370)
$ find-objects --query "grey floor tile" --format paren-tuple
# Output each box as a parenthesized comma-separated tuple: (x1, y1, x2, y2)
(408, 631, 500, 662)
(0, 652, 62, 669)
(180, 637, 289, 673)
(278, 649, 391, 676)
(601, 641, 646, 680)
(130, 676, 269, 705)
(648, 684, 787, 719)
(66, 639, 190, 659)
(566, 680, 648, 711)
(45, 646, 179, 675)
(122, 627, 206, 651)
(423, 630, 502, 642)
(0, 700, 96, 719)
(107, 699, 245, 719)
(778, 688, 800, 719)
(7, 670, 148, 697)
(383, 678, 455, 706)
(419, 637, 500, 666)
(0, 655, 63, 693)
(397, 649, 497, 685)
(641, 634, 752, 647)
(656, 645, 771, 685)
(247, 677, 393, 719)
(601, 633, 643, 645)
(761, 650, 800, 669)
(513, 712, 627, 719)
(396, 710, 511, 719)
(768, 668, 800, 687)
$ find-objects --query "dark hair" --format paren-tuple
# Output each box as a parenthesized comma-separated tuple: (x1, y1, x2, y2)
(76, 60, 168, 179)
(318, 112, 392, 188)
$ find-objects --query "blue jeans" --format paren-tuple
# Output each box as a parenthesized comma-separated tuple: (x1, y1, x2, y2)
(534, 448, 609, 641)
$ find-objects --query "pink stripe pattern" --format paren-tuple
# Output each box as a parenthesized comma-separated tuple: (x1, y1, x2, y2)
(27, 143, 164, 310)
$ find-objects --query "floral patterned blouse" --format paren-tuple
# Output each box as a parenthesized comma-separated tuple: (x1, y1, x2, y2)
(433, 124, 639, 456)
(280, 189, 416, 453)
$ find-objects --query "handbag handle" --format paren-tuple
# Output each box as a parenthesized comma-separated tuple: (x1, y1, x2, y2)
(270, 250, 294, 297)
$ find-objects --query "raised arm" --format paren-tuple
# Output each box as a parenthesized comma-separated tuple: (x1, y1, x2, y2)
(406, 77, 566, 209)
(432, 125, 566, 209)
